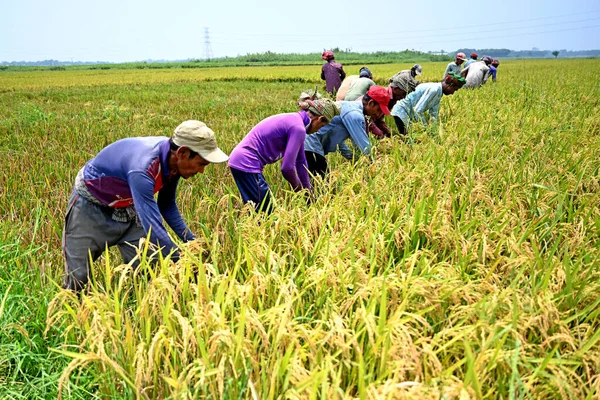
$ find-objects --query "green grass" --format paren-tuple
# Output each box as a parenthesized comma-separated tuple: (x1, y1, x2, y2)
(0, 59, 599, 399)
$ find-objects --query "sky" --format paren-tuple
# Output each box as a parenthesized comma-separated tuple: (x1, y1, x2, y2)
(1, 0, 599, 62)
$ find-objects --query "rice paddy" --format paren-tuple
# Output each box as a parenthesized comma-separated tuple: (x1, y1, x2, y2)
(1, 59, 599, 399)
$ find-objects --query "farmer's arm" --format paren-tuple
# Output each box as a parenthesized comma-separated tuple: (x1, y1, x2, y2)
(157, 177, 196, 242)
(295, 148, 311, 190)
(429, 99, 440, 122)
(414, 87, 436, 125)
(342, 111, 371, 157)
(338, 142, 354, 160)
(482, 67, 490, 84)
(281, 126, 307, 191)
(128, 171, 179, 259)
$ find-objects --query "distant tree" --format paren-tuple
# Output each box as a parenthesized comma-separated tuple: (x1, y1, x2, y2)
(552, 51, 560, 58)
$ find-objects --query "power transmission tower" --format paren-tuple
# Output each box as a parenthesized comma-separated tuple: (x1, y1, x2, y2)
(203, 27, 214, 60)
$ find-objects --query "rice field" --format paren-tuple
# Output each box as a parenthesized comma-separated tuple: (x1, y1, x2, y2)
(1, 59, 600, 399)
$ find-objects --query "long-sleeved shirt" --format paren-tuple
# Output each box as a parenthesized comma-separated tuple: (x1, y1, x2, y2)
(462, 61, 490, 88)
(321, 61, 346, 93)
(444, 62, 462, 77)
(82, 136, 194, 257)
(304, 101, 370, 160)
(488, 66, 497, 82)
(390, 82, 443, 126)
(228, 111, 310, 190)
(344, 77, 375, 101)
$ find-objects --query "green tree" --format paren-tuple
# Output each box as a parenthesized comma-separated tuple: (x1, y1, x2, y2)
(552, 51, 560, 58)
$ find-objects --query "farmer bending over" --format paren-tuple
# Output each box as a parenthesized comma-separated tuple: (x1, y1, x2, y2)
(462, 56, 493, 88)
(228, 99, 340, 213)
(63, 120, 229, 292)
(464, 52, 478, 68)
(488, 59, 500, 82)
(304, 86, 390, 178)
(337, 66, 372, 101)
(444, 52, 467, 77)
(390, 72, 466, 135)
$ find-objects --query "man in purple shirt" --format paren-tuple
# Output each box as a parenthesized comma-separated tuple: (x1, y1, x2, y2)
(321, 51, 346, 94)
(228, 99, 340, 213)
(488, 59, 500, 82)
(62, 120, 229, 292)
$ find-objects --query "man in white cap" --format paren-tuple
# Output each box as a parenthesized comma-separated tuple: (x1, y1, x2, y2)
(62, 120, 228, 292)
(444, 52, 467, 78)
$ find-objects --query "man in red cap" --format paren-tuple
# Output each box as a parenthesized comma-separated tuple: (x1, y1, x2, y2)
(488, 59, 500, 82)
(321, 50, 346, 94)
(465, 52, 478, 68)
(444, 52, 467, 78)
(304, 86, 390, 178)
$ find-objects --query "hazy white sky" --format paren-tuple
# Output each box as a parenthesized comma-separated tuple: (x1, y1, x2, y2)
(2, 0, 599, 62)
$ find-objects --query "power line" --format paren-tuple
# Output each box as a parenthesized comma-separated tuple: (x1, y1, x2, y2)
(325, 17, 600, 44)
(211, 9, 600, 39)
(368, 24, 600, 49)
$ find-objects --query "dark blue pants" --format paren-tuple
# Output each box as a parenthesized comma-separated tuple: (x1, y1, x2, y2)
(230, 167, 273, 213)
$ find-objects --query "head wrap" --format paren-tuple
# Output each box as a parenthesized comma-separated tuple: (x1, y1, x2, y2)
(389, 71, 417, 93)
(411, 64, 423, 75)
(482, 56, 493, 64)
(491, 59, 500, 67)
(298, 88, 322, 102)
(322, 51, 335, 61)
(470, 52, 478, 59)
(444, 72, 466, 88)
(298, 98, 340, 122)
(359, 66, 372, 79)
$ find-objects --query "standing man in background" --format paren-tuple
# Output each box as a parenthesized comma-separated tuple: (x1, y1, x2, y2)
(321, 51, 346, 95)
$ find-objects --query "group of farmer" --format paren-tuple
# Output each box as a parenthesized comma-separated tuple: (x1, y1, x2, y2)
(62, 50, 499, 292)
(442, 52, 500, 88)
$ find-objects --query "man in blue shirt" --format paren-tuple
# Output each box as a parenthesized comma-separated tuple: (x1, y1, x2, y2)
(444, 52, 467, 77)
(391, 72, 466, 134)
(488, 59, 500, 82)
(464, 52, 478, 68)
(304, 86, 390, 178)
(62, 120, 229, 292)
